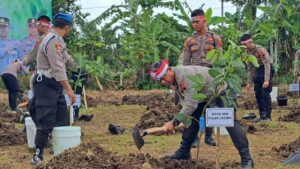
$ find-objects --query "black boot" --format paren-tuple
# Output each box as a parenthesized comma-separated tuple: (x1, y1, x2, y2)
(205, 127, 216, 146)
(165, 140, 191, 160)
(191, 136, 199, 148)
(239, 148, 254, 169)
(74, 107, 79, 121)
(31, 148, 43, 166)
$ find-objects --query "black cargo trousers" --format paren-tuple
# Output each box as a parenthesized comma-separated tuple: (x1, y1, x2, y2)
(1, 73, 19, 110)
(253, 65, 274, 119)
(182, 101, 249, 154)
(32, 75, 69, 149)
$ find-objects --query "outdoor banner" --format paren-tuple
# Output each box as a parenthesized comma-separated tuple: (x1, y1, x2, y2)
(0, 0, 52, 73)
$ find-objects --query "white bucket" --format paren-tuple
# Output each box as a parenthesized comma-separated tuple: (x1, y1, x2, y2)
(270, 87, 278, 101)
(25, 117, 36, 148)
(52, 126, 81, 156)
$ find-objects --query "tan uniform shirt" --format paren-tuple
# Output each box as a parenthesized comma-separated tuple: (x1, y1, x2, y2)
(1, 62, 29, 78)
(246, 44, 273, 82)
(173, 66, 213, 116)
(295, 49, 300, 74)
(37, 31, 76, 81)
(182, 31, 222, 67)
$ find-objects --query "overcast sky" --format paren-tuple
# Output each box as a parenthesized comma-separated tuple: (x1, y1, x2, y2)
(76, 0, 237, 21)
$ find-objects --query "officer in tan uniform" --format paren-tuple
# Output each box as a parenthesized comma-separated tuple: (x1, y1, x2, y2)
(150, 60, 254, 169)
(31, 13, 76, 165)
(295, 49, 300, 83)
(240, 34, 274, 122)
(1, 61, 29, 111)
(23, 15, 51, 125)
(181, 9, 223, 147)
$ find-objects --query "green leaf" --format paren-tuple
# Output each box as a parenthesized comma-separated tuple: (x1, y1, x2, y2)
(187, 74, 205, 84)
(206, 49, 217, 60)
(208, 67, 222, 78)
(174, 114, 185, 122)
(182, 116, 192, 127)
(219, 95, 229, 107)
(232, 60, 245, 69)
(248, 55, 259, 67)
(205, 8, 212, 23)
(192, 93, 206, 101)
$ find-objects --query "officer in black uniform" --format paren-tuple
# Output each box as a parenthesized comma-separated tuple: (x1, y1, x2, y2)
(31, 13, 76, 165)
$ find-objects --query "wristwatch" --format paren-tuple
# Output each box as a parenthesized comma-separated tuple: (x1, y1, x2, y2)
(172, 119, 180, 126)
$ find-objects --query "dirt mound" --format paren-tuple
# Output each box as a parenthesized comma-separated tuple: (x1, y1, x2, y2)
(135, 109, 174, 131)
(39, 142, 218, 169)
(122, 94, 168, 105)
(278, 109, 300, 123)
(0, 111, 18, 123)
(239, 120, 257, 134)
(0, 121, 25, 147)
(39, 141, 143, 169)
(272, 136, 300, 160)
(40, 141, 239, 169)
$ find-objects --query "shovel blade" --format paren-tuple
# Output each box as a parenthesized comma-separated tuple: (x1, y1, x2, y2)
(132, 127, 144, 150)
(284, 149, 300, 165)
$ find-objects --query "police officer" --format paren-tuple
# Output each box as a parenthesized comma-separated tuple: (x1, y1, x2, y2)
(240, 34, 274, 122)
(0, 17, 21, 73)
(295, 49, 300, 83)
(23, 15, 51, 125)
(20, 18, 38, 59)
(31, 13, 76, 165)
(1, 61, 29, 111)
(182, 9, 223, 147)
(149, 60, 254, 169)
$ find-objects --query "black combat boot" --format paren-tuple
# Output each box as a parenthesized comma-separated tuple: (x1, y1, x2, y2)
(191, 136, 199, 148)
(74, 107, 79, 121)
(239, 148, 254, 169)
(205, 127, 216, 146)
(31, 148, 44, 166)
(165, 140, 191, 160)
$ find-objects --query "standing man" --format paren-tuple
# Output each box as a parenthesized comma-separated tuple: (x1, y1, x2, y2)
(23, 15, 51, 125)
(240, 34, 274, 122)
(0, 16, 21, 73)
(20, 18, 38, 59)
(1, 61, 29, 111)
(181, 9, 223, 147)
(31, 13, 76, 165)
(295, 49, 300, 83)
(149, 60, 254, 169)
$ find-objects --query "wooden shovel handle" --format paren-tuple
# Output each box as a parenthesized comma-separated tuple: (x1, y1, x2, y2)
(145, 127, 166, 134)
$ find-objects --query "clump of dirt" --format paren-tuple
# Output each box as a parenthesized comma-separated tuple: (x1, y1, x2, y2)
(122, 94, 168, 105)
(238, 120, 257, 134)
(38, 141, 143, 169)
(272, 136, 300, 160)
(0, 121, 25, 147)
(278, 109, 300, 123)
(135, 109, 174, 131)
(0, 111, 18, 123)
(39, 141, 221, 169)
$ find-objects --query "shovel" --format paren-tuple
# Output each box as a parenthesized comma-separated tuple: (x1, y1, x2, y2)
(132, 126, 167, 150)
(283, 148, 300, 165)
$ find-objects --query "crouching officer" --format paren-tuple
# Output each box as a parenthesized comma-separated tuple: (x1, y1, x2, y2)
(31, 13, 76, 165)
(149, 60, 254, 169)
(240, 34, 274, 122)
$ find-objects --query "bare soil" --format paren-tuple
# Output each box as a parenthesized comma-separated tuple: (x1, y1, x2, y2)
(38, 141, 239, 169)
(273, 136, 300, 160)
(278, 109, 300, 123)
(0, 120, 26, 147)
